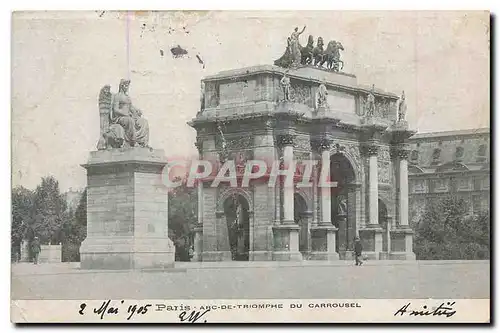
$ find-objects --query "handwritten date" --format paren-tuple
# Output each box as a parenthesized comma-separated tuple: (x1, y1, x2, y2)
(79, 300, 152, 320)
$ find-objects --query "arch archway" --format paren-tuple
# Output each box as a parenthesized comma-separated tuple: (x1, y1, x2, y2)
(294, 193, 309, 255)
(223, 194, 250, 261)
(330, 153, 356, 253)
(378, 198, 389, 252)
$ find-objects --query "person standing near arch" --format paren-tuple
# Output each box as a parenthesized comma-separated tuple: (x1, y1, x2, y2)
(354, 236, 363, 266)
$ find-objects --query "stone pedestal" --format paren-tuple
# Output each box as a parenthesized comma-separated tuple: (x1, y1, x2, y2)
(359, 225, 384, 260)
(272, 225, 302, 261)
(389, 227, 416, 260)
(79, 148, 175, 270)
(309, 225, 339, 260)
(201, 251, 232, 261)
(192, 225, 203, 262)
(39, 244, 62, 263)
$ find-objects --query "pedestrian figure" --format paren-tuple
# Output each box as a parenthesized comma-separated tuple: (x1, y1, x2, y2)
(354, 236, 363, 266)
(31, 237, 41, 265)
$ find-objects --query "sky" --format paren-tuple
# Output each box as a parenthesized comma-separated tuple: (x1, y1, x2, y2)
(11, 11, 490, 191)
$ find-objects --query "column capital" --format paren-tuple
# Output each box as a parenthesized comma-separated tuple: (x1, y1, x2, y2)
(195, 137, 204, 156)
(360, 143, 379, 157)
(276, 133, 295, 147)
(311, 137, 331, 152)
(390, 146, 410, 160)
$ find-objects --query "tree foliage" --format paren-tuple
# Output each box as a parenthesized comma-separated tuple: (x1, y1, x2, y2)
(414, 195, 490, 260)
(61, 188, 87, 261)
(29, 176, 67, 245)
(11, 186, 34, 260)
(11, 177, 87, 262)
(168, 178, 197, 261)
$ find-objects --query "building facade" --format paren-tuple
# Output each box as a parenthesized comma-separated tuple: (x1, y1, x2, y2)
(189, 65, 415, 261)
(408, 128, 490, 226)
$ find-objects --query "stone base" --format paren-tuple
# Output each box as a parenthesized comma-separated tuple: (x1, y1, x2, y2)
(390, 251, 416, 260)
(379, 251, 391, 260)
(201, 251, 233, 262)
(360, 251, 378, 260)
(80, 237, 175, 270)
(272, 251, 303, 261)
(310, 225, 339, 261)
(309, 251, 339, 261)
(339, 250, 355, 261)
(191, 252, 203, 262)
(249, 251, 273, 261)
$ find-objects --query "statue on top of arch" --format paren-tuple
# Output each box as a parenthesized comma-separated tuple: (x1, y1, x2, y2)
(274, 26, 345, 72)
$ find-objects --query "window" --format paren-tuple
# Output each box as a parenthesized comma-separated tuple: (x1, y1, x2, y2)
(431, 148, 441, 164)
(433, 178, 448, 192)
(413, 179, 426, 193)
(478, 144, 486, 156)
(455, 146, 464, 160)
(457, 177, 469, 190)
(477, 144, 487, 162)
(410, 150, 419, 163)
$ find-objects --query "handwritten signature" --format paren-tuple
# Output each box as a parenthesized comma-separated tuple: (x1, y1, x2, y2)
(178, 309, 211, 323)
(394, 302, 457, 318)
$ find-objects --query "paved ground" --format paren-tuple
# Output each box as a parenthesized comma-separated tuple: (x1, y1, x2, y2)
(11, 260, 490, 300)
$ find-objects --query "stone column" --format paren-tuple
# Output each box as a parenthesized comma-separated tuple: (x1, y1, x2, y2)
(391, 145, 416, 260)
(192, 139, 204, 261)
(192, 181, 204, 262)
(358, 142, 383, 260)
(367, 144, 379, 226)
(251, 124, 276, 261)
(272, 134, 302, 261)
(398, 151, 409, 227)
(319, 148, 332, 226)
(281, 134, 295, 224)
(309, 137, 339, 261)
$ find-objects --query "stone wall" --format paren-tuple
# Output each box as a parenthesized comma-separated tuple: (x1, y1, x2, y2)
(20, 241, 62, 263)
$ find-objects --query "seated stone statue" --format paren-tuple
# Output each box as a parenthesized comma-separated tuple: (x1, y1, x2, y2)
(97, 79, 150, 150)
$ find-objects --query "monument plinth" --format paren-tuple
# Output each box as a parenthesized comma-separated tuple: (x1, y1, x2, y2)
(80, 147, 174, 270)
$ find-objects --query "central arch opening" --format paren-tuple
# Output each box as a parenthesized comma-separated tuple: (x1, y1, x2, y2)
(330, 153, 356, 253)
(379, 199, 389, 252)
(224, 194, 250, 261)
(294, 193, 308, 255)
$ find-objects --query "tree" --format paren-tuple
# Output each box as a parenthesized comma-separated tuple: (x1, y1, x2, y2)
(168, 178, 197, 261)
(30, 176, 67, 245)
(414, 195, 490, 260)
(61, 189, 87, 262)
(11, 186, 34, 261)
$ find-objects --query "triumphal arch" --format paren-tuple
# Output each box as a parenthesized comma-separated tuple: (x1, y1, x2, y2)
(188, 31, 415, 261)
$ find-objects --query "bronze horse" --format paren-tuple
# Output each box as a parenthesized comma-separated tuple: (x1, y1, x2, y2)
(300, 35, 315, 65)
(325, 41, 344, 71)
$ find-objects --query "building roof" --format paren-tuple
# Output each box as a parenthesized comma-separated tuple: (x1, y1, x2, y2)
(410, 127, 490, 140)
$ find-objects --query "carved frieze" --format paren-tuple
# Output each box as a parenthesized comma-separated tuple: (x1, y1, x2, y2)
(376, 98, 391, 118)
(378, 146, 391, 161)
(216, 186, 254, 212)
(290, 82, 313, 106)
(294, 135, 311, 151)
(344, 143, 361, 166)
(378, 159, 391, 184)
(226, 135, 255, 151)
